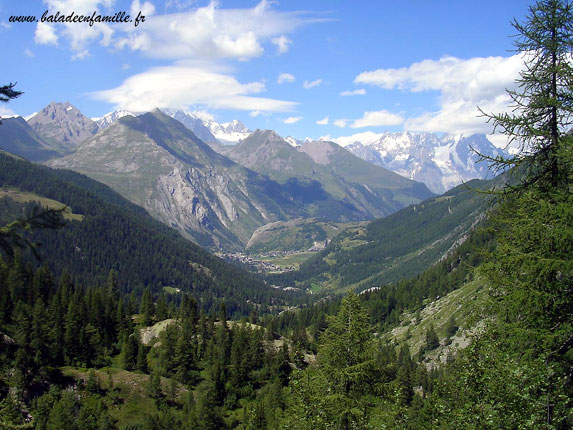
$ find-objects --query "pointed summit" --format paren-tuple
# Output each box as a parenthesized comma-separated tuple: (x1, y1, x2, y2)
(27, 101, 98, 150)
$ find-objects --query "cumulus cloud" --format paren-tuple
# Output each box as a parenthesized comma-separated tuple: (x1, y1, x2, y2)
(350, 109, 404, 128)
(115, 1, 309, 61)
(92, 65, 297, 113)
(316, 116, 328, 125)
(355, 54, 524, 134)
(35, 22, 59, 45)
(35, 0, 115, 57)
(283, 116, 302, 124)
(34, 0, 312, 62)
(272, 35, 291, 54)
(333, 119, 347, 128)
(303, 78, 323, 89)
(131, 0, 155, 18)
(277, 73, 295, 84)
(340, 88, 366, 96)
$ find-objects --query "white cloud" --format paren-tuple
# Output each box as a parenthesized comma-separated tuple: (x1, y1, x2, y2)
(92, 65, 297, 113)
(35, 22, 59, 45)
(72, 49, 90, 61)
(131, 0, 156, 18)
(249, 110, 261, 117)
(350, 109, 404, 128)
(333, 119, 347, 128)
(316, 116, 328, 125)
(35, 0, 116, 57)
(115, 1, 310, 61)
(277, 73, 295, 84)
(191, 109, 215, 122)
(0, 106, 16, 118)
(340, 88, 366, 96)
(121, 63, 131, 70)
(33, 1, 313, 62)
(1, 22, 11, 30)
(24, 48, 35, 58)
(303, 78, 323, 89)
(283, 116, 302, 124)
(213, 32, 263, 60)
(165, 0, 197, 11)
(355, 54, 524, 134)
(272, 35, 291, 54)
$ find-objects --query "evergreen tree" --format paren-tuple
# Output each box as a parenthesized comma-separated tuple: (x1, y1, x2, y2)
(0, 82, 22, 126)
(420, 323, 440, 356)
(432, 1, 573, 427)
(480, 0, 573, 190)
(140, 288, 154, 326)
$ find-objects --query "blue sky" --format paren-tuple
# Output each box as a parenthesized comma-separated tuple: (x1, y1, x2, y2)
(1, 0, 531, 143)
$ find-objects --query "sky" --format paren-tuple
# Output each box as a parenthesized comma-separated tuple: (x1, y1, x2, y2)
(0, 0, 532, 145)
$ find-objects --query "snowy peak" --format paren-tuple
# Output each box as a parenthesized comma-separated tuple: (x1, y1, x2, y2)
(205, 119, 252, 144)
(222, 119, 249, 133)
(160, 110, 251, 145)
(94, 110, 136, 130)
(338, 131, 508, 194)
(161, 109, 219, 144)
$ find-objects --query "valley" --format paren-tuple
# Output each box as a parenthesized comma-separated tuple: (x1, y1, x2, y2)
(0, 1, 571, 427)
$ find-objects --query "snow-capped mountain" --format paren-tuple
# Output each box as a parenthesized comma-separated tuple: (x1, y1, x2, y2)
(162, 110, 251, 145)
(284, 136, 313, 147)
(93, 110, 136, 129)
(330, 132, 507, 194)
(204, 119, 252, 145)
(94, 108, 252, 146)
(161, 109, 219, 144)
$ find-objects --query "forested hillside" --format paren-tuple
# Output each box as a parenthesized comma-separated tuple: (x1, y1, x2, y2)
(270, 174, 505, 294)
(0, 152, 299, 316)
(0, 0, 571, 428)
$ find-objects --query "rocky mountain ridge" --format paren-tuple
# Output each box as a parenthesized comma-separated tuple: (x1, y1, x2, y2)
(27, 102, 98, 150)
(45, 110, 431, 251)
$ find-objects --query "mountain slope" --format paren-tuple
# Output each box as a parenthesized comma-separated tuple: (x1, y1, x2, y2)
(0, 151, 295, 315)
(162, 109, 219, 144)
(27, 101, 99, 150)
(228, 131, 434, 219)
(47, 110, 270, 250)
(271, 174, 507, 294)
(0, 116, 63, 161)
(46, 111, 435, 252)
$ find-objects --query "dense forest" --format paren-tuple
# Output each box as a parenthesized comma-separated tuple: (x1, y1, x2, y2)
(0, 152, 303, 316)
(1, 0, 572, 428)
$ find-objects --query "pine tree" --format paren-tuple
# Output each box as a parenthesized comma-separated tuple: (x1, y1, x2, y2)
(480, 0, 573, 190)
(0, 83, 22, 125)
(316, 293, 376, 428)
(436, 1, 573, 427)
(140, 288, 154, 326)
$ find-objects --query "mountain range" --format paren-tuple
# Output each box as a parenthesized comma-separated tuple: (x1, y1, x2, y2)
(328, 131, 507, 194)
(44, 109, 431, 251)
(0, 101, 508, 252)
